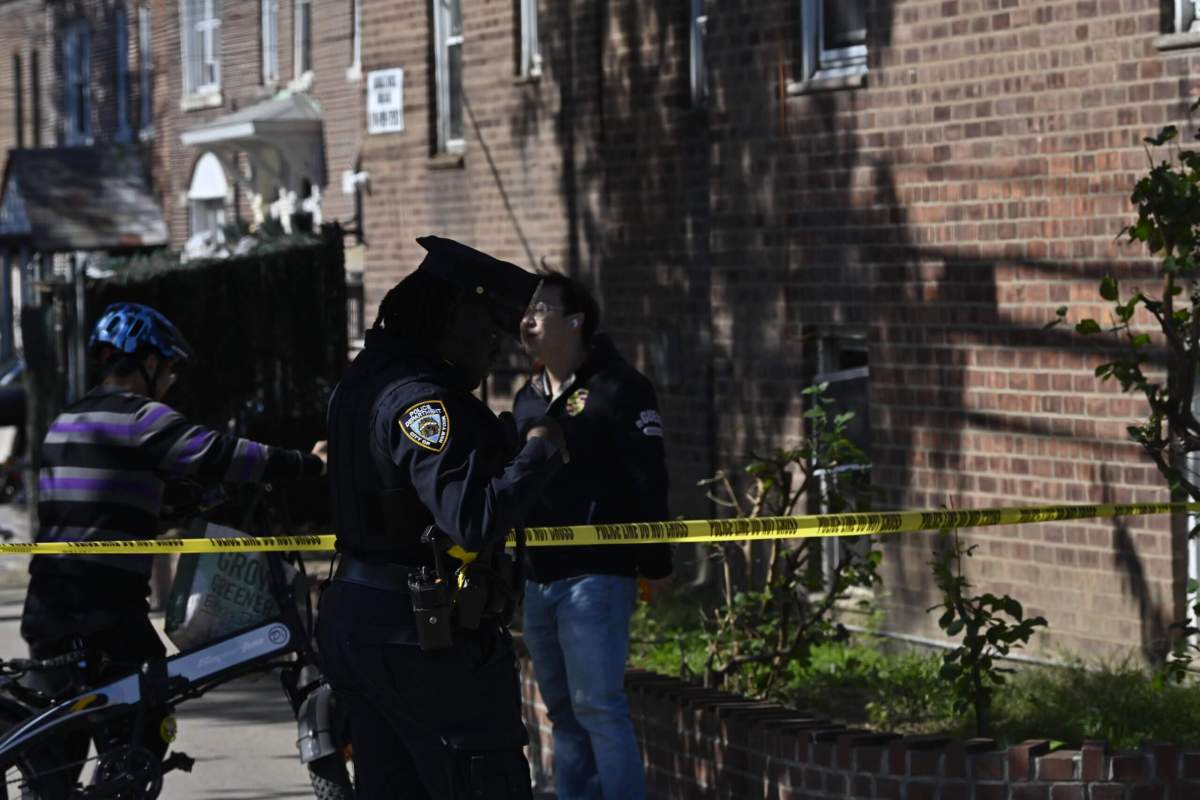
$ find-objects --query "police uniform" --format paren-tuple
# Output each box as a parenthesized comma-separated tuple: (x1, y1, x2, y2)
(317, 237, 562, 799)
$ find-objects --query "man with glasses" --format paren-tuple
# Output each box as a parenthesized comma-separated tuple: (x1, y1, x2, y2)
(513, 271, 672, 800)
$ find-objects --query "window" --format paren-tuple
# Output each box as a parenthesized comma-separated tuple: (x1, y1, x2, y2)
(1176, 1, 1200, 33)
(62, 21, 91, 145)
(799, 0, 866, 83)
(346, 270, 365, 342)
(294, 0, 312, 78)
(30, 49, 40, 146)
(432, 0, 463, 152)
(518, 0, 541, 78)
(812, 335, 871, 585)
(689, 0, 707, 106)
(12, 54, 23, 148)
(181, 0, 221, 97)
(191, 198, 225, 240)
(188, 152, 228, 240)
(138, 5, 152, 135)
(115, 7, 131, 142)
(261, 0, 279, 84)
(349, 0, 361, 77)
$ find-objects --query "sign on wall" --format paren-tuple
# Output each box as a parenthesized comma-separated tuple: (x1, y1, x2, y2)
(367, 68, 404, 134)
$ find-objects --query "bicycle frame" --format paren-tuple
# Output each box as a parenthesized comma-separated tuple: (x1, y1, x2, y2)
(0, 615, 300, 765)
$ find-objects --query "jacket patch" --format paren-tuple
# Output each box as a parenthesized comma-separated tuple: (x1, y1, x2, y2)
(565, 389, 589, 417)
(637, 409, 663, 437)
(400, 401, 451, 452)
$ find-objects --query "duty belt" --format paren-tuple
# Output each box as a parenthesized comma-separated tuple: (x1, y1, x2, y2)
(333, 555, 412, 593)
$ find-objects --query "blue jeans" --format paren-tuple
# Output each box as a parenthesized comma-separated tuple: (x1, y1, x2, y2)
(522, 575, 644, 800)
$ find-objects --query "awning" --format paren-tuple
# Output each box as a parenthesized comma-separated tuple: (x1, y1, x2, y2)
(180, 93, 326, 197)
(0, 146, 168, 252)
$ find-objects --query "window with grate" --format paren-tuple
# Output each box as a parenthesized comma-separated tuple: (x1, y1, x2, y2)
(62, 20, 92, 144)
(433, 0, 464, 153)
(181, 0, 221, 96)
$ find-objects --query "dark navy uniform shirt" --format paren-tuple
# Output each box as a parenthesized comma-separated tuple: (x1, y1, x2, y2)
(512, 334, 672, 583)
(328, 329, 564, 565)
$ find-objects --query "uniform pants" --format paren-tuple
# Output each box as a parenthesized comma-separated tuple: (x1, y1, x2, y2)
(316, 579, 533, 800)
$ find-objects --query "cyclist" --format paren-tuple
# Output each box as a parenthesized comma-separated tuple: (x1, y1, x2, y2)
(19, 302, 327, 784)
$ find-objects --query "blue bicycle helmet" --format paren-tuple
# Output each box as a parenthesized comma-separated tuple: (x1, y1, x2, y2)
(89, 303, 194, 364)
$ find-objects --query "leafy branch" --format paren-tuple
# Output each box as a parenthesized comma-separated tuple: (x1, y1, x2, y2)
(697, 383, 881, 698)
(928, 530, 1048, 737)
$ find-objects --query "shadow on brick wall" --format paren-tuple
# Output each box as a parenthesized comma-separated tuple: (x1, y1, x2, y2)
(530, 0, 1187, 656)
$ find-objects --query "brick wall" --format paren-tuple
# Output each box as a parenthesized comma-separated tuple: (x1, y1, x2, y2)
(355, 0, 1197, 658)
(149, 0, 364, 245)
(0, 1, 150, 150)
(522, 663, 1200, 799)
(0, 0, 59, 154)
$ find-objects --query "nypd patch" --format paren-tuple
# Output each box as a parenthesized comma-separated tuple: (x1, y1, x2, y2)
(565, 388, 589, 417)
(400, 401, 451, 453)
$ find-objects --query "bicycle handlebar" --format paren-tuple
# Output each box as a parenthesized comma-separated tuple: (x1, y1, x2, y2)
(1, 649, 87, 673)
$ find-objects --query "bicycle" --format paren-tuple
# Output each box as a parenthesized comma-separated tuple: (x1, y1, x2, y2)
(0, 481, 353, 799)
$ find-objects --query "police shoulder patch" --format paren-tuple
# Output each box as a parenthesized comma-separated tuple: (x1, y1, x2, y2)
(400, 400, 451, 453)
(636, 409, 664, 438)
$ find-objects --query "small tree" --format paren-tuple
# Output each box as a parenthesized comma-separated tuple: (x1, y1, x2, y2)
(697, 383, 881, 698)
(1050, 113, 1200, 676)
(928, 530, 1048, 737)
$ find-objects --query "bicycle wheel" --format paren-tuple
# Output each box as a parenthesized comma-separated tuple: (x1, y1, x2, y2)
(306, 752, 353, 800)
(0, 702, 74, 800)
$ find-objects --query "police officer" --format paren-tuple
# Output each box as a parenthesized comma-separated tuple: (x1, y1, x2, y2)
(318, 236, 567, 799)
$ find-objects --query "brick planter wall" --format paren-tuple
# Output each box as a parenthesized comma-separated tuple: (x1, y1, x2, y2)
(520, 661, 1200, 800)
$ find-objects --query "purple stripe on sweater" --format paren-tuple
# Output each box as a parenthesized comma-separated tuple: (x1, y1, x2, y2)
(177, 430, 213, 462)
(51, 420, 129, 436)
(39, 476, 161, 501)
(50, 404, 173, 438)
(133, 404, 173, 433)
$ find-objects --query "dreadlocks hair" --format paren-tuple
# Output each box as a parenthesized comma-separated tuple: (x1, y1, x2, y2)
(373, 268, 466, 345)
(537, 269, 601, 346)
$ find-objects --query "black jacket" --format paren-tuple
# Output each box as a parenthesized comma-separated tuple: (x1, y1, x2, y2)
(512, 335, 672, 583)
(328, 329, 564, 566)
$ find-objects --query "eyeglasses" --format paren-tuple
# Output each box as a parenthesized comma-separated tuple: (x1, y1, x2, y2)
(523, 301, 565, 321)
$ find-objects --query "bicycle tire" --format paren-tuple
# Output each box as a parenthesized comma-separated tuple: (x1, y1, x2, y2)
(306, 753, 352, 800)
(0, 702, 73, 800)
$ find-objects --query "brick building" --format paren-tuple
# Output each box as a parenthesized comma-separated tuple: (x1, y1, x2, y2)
(2, 0, 1200, 660)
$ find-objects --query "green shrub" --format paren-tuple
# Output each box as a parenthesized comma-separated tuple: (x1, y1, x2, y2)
(629, 608, 1200, 748)
(991, 659, 1200, 750)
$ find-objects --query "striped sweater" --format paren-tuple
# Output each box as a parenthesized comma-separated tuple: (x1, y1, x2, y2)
(34, 386, 323, 579)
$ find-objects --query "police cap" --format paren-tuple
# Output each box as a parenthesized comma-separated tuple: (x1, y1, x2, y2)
(416, 235, 540, 338)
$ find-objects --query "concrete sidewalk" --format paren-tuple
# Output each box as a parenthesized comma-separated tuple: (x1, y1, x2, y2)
(0, 502, 31, 590)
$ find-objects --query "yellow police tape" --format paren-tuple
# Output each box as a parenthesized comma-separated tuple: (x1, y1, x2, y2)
(1, 501, 1197, 555)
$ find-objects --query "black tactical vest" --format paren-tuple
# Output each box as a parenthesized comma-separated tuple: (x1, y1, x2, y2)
(327, 334, 437, 565)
